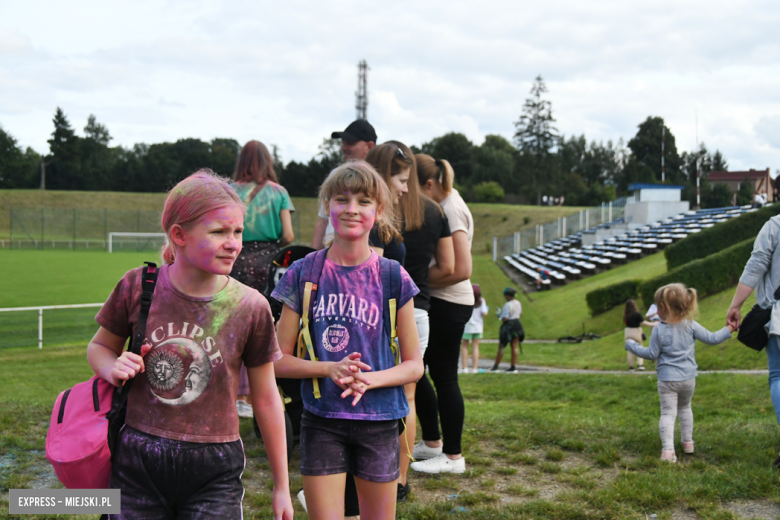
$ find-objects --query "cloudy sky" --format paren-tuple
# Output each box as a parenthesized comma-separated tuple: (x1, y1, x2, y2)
(2, 0, 780, 172)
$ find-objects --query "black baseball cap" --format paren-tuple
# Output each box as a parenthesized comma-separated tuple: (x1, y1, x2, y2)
(331, 120, 377, 143)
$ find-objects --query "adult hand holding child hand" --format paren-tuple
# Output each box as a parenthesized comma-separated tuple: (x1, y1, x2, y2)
(726, 307, 741, 331)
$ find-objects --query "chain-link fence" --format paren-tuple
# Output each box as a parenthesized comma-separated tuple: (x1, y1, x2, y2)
(2, 207, 302, 251)
(492, 198, 627, 261)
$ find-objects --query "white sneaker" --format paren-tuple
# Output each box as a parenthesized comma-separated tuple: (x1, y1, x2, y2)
(412, 442, 443, 460)
(297, 489, 307, 512)
(410, 453, 466, 474)
(236, 400, 253, 418)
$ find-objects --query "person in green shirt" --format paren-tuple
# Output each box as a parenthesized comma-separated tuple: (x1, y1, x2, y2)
(230, 140, 294, 417)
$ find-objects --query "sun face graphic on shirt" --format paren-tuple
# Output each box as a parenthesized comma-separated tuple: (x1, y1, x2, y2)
(146, 337, 212, 406)
(147, 349, 184, 391)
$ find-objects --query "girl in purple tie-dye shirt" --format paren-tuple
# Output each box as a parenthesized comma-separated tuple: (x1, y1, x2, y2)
(272, 161, 423, 519)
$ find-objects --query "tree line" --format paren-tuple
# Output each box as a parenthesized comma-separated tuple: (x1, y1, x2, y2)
(0, 77, 745, 208)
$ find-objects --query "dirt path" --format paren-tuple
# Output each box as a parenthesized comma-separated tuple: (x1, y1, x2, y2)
(467, 358, 768, 376)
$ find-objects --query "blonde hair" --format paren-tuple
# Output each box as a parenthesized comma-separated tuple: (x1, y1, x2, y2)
(415, 154, 454, 195)
(654, 283, 698, 321)
(161, 169, 244, 265)
(318, 161, 397, 246)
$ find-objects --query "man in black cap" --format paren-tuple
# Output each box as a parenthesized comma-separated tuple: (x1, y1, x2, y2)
(332, 119, 377, 161)
(312, 120, 378, 248)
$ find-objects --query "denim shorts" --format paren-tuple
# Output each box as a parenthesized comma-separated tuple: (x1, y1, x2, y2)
(300, 410, 400, 483)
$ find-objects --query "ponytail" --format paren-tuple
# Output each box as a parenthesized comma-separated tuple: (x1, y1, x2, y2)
(415, 154, 454, 196)
(654, 283, 698, 321)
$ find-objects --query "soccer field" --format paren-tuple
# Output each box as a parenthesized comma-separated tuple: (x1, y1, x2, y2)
(0, 250, 156, 349)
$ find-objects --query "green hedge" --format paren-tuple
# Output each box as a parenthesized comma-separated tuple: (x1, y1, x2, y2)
(664, 204, 780, 269)
(640, 237, 755, 305)
(586, 279, 641, 316)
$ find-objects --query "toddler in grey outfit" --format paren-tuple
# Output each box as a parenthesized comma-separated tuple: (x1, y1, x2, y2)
(625, 283, 735, 462)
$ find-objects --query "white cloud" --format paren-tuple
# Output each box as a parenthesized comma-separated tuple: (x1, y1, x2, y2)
(1, 0, 780, 174)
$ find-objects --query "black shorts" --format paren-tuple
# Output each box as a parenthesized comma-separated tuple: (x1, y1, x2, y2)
(300, 410, 400, 483)
(109, 426, 245, 520)
(499, 319, 525, 347)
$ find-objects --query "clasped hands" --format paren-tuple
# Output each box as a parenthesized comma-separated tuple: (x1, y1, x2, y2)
(328, 352, 373, 406)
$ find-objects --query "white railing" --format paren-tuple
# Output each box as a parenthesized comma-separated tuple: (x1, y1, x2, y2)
(492, 197, 627, 261)
(0, 303, 103, 349)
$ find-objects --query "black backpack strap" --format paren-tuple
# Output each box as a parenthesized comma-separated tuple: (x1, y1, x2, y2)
(129, 262, 159, 357)
(107, 262, 158, 453)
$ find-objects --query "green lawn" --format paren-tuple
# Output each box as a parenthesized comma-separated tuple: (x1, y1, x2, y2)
(0, 250, 154, 349)
(1, 344, 777, 519)
(471, 252, 669, 341)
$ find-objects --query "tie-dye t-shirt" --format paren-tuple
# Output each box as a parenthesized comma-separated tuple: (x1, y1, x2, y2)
(271, 251, 419, 420)
(96, 265, 282, 443)
(231, 181, 294, 242)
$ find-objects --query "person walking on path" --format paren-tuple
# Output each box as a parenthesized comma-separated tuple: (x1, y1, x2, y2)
(230, 140, 295, 418)
(627, 283, 734, 463)
(88, 170, 293, 519)
(461, 284, 488, 373)
(312, 120, 377, 249)
(410, 154, 473, 475)
(623, 299, 657, 371)
(727, 212, 780, 467)
(490, 287, 524, 373)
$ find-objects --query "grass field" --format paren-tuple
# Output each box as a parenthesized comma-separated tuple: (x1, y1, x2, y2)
(0, 249, 762, 372)
(1, 344, 778, 519)
(1, 193, 777, 518)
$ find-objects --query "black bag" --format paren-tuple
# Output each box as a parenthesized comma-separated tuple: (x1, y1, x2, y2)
(737, 304, 771, 351)
(737, 285, 780, 352)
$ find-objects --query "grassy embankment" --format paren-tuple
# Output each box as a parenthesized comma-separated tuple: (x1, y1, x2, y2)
(472, 252, 762, 371)
(0, 190, 582, 247)
(1, 345, 778, 519)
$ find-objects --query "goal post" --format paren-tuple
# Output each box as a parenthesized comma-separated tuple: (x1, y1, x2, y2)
(108, 232, 167, 253)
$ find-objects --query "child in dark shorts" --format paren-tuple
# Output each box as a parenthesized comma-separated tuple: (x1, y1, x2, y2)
(272, 162, 423, 519)
(87, 171, 293, 519)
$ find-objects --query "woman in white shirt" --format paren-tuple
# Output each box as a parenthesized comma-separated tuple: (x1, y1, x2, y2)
(409, 154, 474, 475)
(461, 284, 488, 373)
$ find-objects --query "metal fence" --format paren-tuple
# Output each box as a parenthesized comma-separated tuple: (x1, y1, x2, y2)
(2, 207, 302, 251)
(492, 198, 627, 261)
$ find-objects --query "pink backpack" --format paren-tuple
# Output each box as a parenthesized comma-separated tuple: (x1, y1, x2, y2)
(45, 263, 158, 489)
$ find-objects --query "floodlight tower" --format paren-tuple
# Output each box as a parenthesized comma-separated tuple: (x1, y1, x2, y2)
(356, 60, 368, 120)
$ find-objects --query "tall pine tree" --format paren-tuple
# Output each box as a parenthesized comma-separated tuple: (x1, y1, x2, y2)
(47, 107, 81, 189)
(514, 75, 558, 205)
